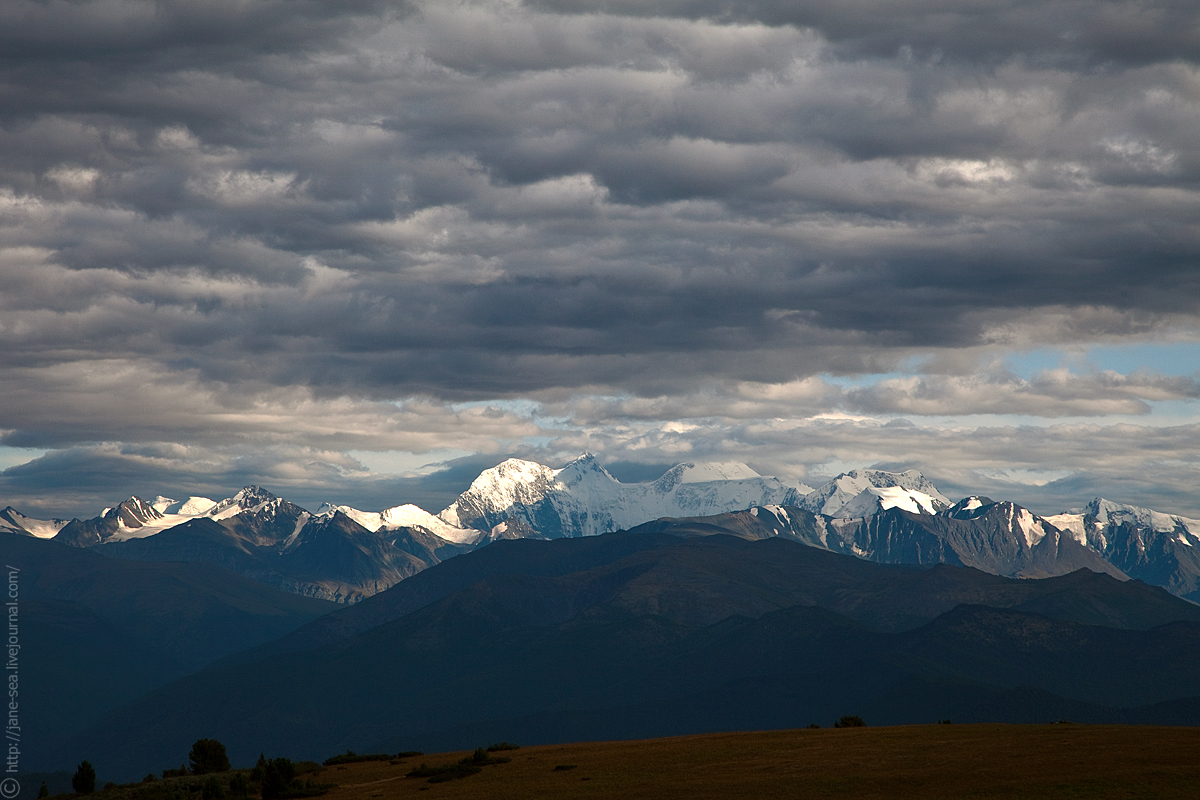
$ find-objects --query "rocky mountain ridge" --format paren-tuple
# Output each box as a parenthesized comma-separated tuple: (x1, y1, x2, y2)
(4, 456, 1199, 603)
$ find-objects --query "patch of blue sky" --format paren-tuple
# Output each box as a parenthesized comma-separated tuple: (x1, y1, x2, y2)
(0, 446, 49, 471)
(347, 448, 473, 475)
(448, 398, 542, 416)
(820, 355, 932, 387)
(1006, 342, 1200, 379)
(820, 371, 911, 389)
(877, 401, 1196, 429)
(974, 467, 1075, 486)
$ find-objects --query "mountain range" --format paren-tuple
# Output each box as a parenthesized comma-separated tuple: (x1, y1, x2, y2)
(8, 456, 1200, 781)
(4, 456, 1200, 604)
(50, 531, 1200, 780)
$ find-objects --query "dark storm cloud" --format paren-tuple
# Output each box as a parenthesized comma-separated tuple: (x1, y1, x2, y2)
(533, 0, 1200, 66)
(0, 443, 495, 520)
(1, 0, 1198, 514)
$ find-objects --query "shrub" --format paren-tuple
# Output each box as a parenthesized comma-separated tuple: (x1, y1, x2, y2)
(190, 740, 231, 775)
(38, 783, 49, 798)
(201, 777, 225, 800)
(102, 783, 117, 792)
(406, 763, 481, 783)
(486, 743, 519, 752)
(250, 755, 268, 783)
(322, 752, 396, 767)
(459, 748, 510, 767)
(807, 723, 821, 729)
(162, 765, 189, 779)
(142, 775, 158, 783)
(73, 761, 96, 795)
(834, 715, 866, 728)
(395, 751, 423, 759)
(228, 774, 249, 797)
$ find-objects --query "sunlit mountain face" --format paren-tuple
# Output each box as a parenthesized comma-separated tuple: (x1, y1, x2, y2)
(8, 459, 1200, 605)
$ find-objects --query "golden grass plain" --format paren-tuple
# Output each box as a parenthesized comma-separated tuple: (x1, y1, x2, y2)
(321, 724, 1200, 799)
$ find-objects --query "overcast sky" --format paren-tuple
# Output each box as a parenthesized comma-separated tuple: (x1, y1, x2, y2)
(2, 0, 1199, 519)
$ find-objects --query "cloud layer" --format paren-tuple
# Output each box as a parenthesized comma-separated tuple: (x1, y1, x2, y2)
(1, 0, 1198, 516)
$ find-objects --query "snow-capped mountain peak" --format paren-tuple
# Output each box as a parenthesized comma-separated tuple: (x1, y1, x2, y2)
(207, 485, 283, 520)
(553, 452, 619, 488)
(315, 503, 382, 531)
(380, 504, 481, 544)
(315, 502, 482, 544)
(438, 458, 557, 529)
(802, 469, 950, 518)
(1085, 498, 1200, 534)
(944, 496, 994, 520)
(106, 496, 164, 529)
(1045, 498, 1200, 554)
(0, 506, 68, 539)
(834, 485, 944, 518)
(152, 496, 217, 516)
(439, 456, 813, 539)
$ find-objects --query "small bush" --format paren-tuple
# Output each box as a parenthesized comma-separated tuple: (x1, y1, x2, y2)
(163, 765, 189, 779)
(834, 715, 866, 728)
(395, 751, 423, 759)
(143, 775, 158, 784)
(807, 723, 820, 729)
(939, 719, 952, 725)
(102, 783, 117, 792)
(486, 743, 519, 752)
(201, 777, 225, 800)
(228, 774, 249, 798)
(38, 783, 49, 798)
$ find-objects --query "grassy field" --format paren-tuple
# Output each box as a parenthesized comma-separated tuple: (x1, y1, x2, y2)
(313, 724, 1200, 799)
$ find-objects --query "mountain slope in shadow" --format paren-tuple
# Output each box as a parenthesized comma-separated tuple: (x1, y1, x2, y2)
(1, 534, 335, 762)
(59, 533, 1200, 780)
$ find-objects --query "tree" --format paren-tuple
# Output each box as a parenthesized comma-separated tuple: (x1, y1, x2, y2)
(834, 715, 866, 728)
(72, 761, 96, 795)
(259, 758, 295, 800)
(37, 783, 49, 798)
(190, 739, 231, 775)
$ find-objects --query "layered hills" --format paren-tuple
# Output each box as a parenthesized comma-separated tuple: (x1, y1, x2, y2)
(56, 531, 1200, 780)
(3, 535, 334, 762)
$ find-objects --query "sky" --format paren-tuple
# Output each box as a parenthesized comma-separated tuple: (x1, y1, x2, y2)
(1, 0, 1199, 520)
